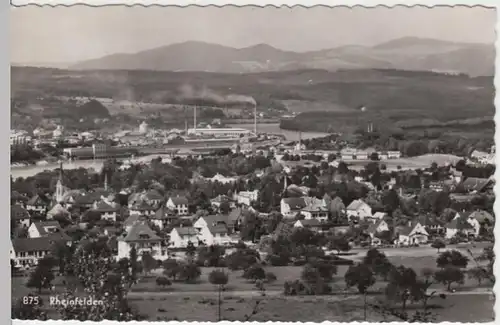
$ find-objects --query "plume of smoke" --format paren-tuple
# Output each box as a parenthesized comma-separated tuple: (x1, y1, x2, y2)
(177, 84, 256, 107)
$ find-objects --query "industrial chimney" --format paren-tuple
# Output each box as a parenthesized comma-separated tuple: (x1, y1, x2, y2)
(193, 105, 197, 133)
(253, 105, 257, 135)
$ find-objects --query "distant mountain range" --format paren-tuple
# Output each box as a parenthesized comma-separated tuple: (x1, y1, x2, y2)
(14, 37, 495, 76)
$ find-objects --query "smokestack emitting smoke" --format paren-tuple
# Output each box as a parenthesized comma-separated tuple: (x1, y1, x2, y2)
(254, 105, 257, 135)
(194, 105, 197, 132)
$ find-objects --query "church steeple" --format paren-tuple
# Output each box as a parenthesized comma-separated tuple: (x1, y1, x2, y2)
(55, 160, 65, 203)
(104, 172, 108, 191)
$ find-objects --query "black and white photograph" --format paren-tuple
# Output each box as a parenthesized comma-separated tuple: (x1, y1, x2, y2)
(10, 4, 496, 322)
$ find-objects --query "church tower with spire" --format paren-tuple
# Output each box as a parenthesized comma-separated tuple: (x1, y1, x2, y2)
(55, 161, 65, 203)
(104, 172, 108, 191)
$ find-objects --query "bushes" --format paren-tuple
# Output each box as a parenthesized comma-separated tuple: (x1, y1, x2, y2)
(155, 276, 172, 288)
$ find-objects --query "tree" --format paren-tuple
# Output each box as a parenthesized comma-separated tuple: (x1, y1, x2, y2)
(436, 250, 468, 269)
(141, 252, 157, 275)
(434, 267, 464, 291)
(363, 248, 393, 280)
(26, 257, 55, 293)
(242, 264, 266, 282)
(225, 248, 260, 271)
(344, 263, 376, 293)
(197, 245, 226, 267)
(155, 276, 172, 288)
(385, 265, 419, 313)
(265, 271, 277, 283)
(178, 262, 201, 283)
(208, 269, 229, 321)
(186, 241, 196, 260)
(162, 259, 181, 280)
(328, 235, 351, 255)
(431, 239, 446, 253)
(467, 266, 488, 285)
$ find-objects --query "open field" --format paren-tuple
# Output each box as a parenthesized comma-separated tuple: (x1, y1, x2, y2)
(346, 153, 462, 171)
(128, 292, 494, 322)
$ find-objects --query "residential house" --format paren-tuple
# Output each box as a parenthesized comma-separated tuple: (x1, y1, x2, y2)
(46, 203, 71, 220)
(445, 217, 476, 239)
(168, 227, 200, 248)
(366, 219, 390, 239)
(28, 221, 71, 243)
(394, 222, 429, 246)
(26, 194, 50, 214)
(10, 237, 53, 267)
(211, 173, 238, 184)
(211, 195, 236, 211)
(11, 204, 31, 228)
(92, 200, 120, 222)
(368, 212, 387, 223)
(193, 215, 233, 246)
(117, 221, 168, 261)
(458, 177, 493, 193)
(280, 197, 307, 219)
(300, 202, 329, 222)
(417, 215, 444, 234)
(346, 199, 372, 221)
(144, 189, 165, 207)
(129, 202, 156, 217)
(294, 219, 322, 232)
(166, 196, 189, 216)
(233, 190, 259, 206)
(468, 210, 494, 226)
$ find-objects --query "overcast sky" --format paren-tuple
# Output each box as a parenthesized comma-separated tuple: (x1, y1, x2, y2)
(11, 5, 496, 64)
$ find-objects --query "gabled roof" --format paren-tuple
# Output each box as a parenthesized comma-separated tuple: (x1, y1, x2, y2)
(371, 212, 387, 220)
(460, 177, 492, 192)
(73, 193, 99, 206)
(297, 219, 321, 227)
(346, 199, 369, 211)
(469, 210, 494, 223)
(446, 218, 474, 230)
(120, 221, 161, 242)
(11, 204, 30, 220)
(47, 203, 70, 217)
(282, 197, 307, 210)
(169, 196, 189, 206)
(12, 237, 54, 252)
(123, 214, 143, 228)
(367, 219, 386, 234)
(31, 221, 71, 241)
(173, 227, 198, 236)
(153, 206, 170, 220)
(94, 200, 120, 213)
(131, 201, 155, 211)
(26, 194, 50, 206)
(145, 189, 164, 201)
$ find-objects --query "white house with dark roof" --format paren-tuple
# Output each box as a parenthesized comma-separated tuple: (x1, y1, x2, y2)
(394, 222, 429, 246)
(346, 199, 372, 221)
(446, 212, 480, 238)
(26, 194, 50, 214)
(280, 197, 307, 218)
(10, 237, 53, 267)
(294, 219, 322, 232)
(194, 215, 233, 246)
(233, 190, 259, 206)
(169, 227, 200, 248)
(166, 196, 189, 215)
(366, 219, 390, 238)
(92, 200, 120, 222)
(117, 221, 168, 261)
(129, 201, 156, 217)
(300, 202, 329, 222)
(28, 221, 71, 244)
(11, 204, 31, 228)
